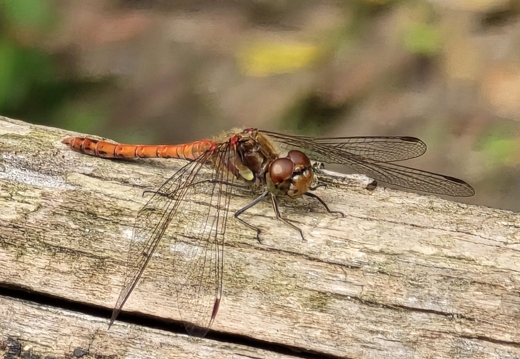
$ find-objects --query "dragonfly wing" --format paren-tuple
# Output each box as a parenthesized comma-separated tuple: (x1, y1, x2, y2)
(261, 130, 474, 197)
(112, 143, 234, 337)
(331, 157, 475, 197)
(262, 131, 427, 162)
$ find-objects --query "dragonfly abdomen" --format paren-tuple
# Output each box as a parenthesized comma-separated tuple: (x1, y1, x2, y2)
(62, 137, 213, 160)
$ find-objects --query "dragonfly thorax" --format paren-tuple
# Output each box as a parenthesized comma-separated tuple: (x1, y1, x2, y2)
(233, 128, 280, 185)
(232, 129, 314, 198)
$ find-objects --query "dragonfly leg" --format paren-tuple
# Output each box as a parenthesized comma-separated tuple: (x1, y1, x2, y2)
(309, 182, 327, 191)
(270, 194, 305, 241)
(234, 191, 269, 243)
(304, 192, 345, 218)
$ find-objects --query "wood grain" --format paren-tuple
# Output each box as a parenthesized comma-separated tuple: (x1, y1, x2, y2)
(1, 116, 519, 358)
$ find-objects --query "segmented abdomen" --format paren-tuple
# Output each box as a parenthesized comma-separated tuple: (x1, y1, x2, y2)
(62, 137, 214, 160)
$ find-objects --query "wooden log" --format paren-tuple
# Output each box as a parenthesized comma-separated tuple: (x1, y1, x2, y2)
(1, 116, 519, 359)
(0, 296, 294, 358)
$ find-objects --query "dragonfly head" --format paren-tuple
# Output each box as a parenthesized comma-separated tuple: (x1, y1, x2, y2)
(266, 150, 313, 198)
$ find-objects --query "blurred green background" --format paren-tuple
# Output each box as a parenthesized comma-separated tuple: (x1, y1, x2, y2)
(1, 0, 520, 210)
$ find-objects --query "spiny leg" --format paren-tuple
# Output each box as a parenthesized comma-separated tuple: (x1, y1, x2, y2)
(304, 192, 345, 217)
(234, 191, 269, 243)
(270, 194, 305, 241)
(309, 182, 326, 191)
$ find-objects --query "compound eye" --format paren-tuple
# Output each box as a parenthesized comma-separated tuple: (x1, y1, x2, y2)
(269, 158, 294, 184)
(287, 150, 311, 168)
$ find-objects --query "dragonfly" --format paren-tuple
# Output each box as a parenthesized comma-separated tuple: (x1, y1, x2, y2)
(62, 128, 474, 336)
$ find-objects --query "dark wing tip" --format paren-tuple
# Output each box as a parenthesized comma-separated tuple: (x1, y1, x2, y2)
(400, 136, 422, 142)
(185, 323, 211, 338)
(443, 174, 475, 197)
(182, 298, 220, 337)
(108, 308, 120, 329)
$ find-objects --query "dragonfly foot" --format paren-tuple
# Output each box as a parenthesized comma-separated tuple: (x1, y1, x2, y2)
(331, 210, 345, 218)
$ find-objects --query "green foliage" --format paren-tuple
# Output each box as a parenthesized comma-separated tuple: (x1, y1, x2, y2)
(403, 22, 441, 56)
(478, 123, 520, 167)
(2, 0, 54, 28)
(0, 0, 113, 130)
(0, 39, 55, 111)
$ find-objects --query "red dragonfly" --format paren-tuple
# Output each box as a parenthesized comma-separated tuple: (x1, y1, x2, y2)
(62, 128, 474, 336)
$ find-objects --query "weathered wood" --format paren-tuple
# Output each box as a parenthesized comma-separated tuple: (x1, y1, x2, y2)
(1, 116, 520, 358)
(0, 296, 292, 359)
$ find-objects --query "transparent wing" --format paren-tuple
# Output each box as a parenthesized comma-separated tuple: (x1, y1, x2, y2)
(336, 159, 474, 197)
(111, 142, 234, 337)
(262, 131, 427, 162)
(262, 130, 474, 197)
